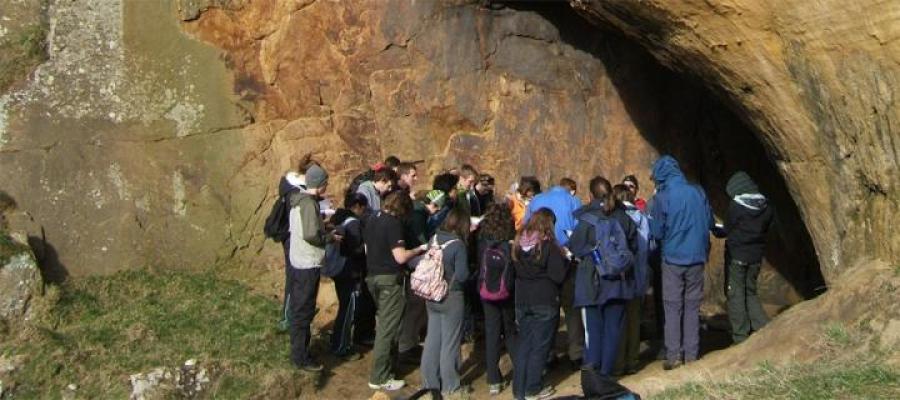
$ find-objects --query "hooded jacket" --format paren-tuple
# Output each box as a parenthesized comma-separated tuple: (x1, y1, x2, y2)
(513, 240, 567, 307)
(356, 181, 382, 211)
(623, 202, 652, 296)
(724, 172, 775, 264)
(524, 186, 583, 247)
(569, 200, 636, 306)
(288, 190, 326, 268)
(649, 156, 714, 266)
(331, 208, 366, 279)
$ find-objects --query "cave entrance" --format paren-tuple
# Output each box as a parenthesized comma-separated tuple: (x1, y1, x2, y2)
(498, 3, 825, 313)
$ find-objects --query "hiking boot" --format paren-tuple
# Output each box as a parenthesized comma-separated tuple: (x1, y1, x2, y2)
(662, 359, 683, 371)
(488, 383, 503, 396)
(368, 378, 406, 391)
(568, 357, 583, 372)
(524, 385, 555, 400)
(298, 361, 324, 372)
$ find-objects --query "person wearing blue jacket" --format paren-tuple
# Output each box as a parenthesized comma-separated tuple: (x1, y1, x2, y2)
(523, 182, 584, 368)
(613, 184, 652, 375)
(648, 155, 714, 370)
(568, 177, 636, 376)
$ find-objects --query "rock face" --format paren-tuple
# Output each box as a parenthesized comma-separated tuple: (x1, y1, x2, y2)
(0, 0, 836, 308)
(571, 0, 900, 281)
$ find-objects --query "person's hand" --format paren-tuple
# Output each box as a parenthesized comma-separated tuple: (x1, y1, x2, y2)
(417, 244, 429, 253)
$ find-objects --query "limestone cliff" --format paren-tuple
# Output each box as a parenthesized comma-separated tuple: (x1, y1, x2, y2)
(4, 0, 894, 312)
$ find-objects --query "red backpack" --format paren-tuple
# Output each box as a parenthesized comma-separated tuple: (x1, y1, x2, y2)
(479, 242, 511, 301)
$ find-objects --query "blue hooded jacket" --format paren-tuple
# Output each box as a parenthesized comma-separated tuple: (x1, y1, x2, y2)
(524, 186, 583, 247)
(649, 156, 714, 266)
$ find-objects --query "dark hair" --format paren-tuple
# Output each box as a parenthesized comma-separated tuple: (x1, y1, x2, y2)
(441, 207, 471, 243)
(298, 153, 320, 173)
(384, 156, 401, 169)
(460, 164, 478, 179)
(433, 173, 460, 194)
(589, 176, 616, 215)
(344, 192, 369, 209)
(513, 208, 556, 261)
(479, 203, 515, 242)
(622, 175, 639, 192)
(397, 162, 416, 177)
(373, 169, 393, 183)
(382, 191, 413, 218)
(517, 176, 541, 196)
(613, 184, 634, 205)
(478, 174, 495, 186)
(559, 177, 577, 192)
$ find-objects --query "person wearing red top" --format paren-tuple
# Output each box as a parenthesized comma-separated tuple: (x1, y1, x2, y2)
(622, 175, 647, 213)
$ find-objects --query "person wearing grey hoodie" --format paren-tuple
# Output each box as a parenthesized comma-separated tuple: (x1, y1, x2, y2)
(356, 169, 393, 212)
(720, 171, 775, 344)
(420, 207, 471, 396)
(286, 164, 330, 372)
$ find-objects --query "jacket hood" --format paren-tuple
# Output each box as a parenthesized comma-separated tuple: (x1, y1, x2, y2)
(435, 229, 460, 244)
(651, 155, 684, 185)
(734, 193, 768, 213)
(280, 172, 306, 196)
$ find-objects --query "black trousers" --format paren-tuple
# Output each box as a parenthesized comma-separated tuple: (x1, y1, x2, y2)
(483, 299, 517, 384)
(288, 267, 321, 366)
(331, 276, 376, 353)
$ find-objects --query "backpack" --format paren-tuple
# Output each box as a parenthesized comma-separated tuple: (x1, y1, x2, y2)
(346, 169, 375, 198)
(320, 217, 357, 278)
(410, 237, 458, 302)
(581, 368, 642, 399)
(583, 213, 633, 278)
(479, 242, 511, 301)
(263, 188, 301, 242)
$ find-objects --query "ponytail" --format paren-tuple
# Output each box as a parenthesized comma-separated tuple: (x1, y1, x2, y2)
(589, 176, 616, 215)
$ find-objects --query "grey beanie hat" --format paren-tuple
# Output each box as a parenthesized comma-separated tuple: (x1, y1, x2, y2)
(726, 171, 758, 198)
(305, 165, 329, 189)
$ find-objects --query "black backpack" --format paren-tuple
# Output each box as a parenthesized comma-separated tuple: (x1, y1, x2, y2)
(263, 188, 300, 243)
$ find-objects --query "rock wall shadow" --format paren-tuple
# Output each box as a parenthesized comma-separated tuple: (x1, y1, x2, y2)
(503, 1, 826, 301)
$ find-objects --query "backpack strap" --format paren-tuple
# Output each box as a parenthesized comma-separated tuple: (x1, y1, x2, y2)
(439, 239, 460, 249)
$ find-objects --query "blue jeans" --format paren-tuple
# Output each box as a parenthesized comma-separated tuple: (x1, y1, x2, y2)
(513, 304, 559, 399)
(581, 300, 627, 375)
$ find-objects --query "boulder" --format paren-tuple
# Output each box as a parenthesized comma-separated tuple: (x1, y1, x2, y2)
(0, 231, 40, 327)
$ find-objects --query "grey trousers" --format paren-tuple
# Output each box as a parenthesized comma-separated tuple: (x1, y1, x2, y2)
(727, 260, 769, 343)
(662, 262, 704, 362)
(561, 267, 585, 360)
(421, 291, 465, 394)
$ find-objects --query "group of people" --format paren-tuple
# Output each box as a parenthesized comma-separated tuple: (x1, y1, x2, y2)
(269, 153, 775, 400)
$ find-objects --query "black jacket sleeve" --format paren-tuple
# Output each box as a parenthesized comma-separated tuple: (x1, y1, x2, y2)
(546, 244, 568, 285)
(568, 220, 594, 258)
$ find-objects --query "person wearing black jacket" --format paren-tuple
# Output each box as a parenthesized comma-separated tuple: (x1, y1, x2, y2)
(719, 171, 775, 344)
(329, 193, 376, 359)
(477, 203, 518, 396)
(512, 208, 567, 400)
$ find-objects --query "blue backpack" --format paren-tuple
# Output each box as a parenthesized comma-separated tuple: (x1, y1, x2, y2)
(582, 213, 633, 278)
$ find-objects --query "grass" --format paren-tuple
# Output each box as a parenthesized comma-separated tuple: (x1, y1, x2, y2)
(0, 231, 30, 266)
(0, 19, 48, 93)
(652, 323, 900, 399)
(1, 269, 311, 398)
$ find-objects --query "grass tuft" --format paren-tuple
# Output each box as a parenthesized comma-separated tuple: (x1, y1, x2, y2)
(0, 17, 49, 93)
(2, 269, 312, 398)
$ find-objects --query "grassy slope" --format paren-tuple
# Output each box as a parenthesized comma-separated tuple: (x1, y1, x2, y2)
(2, 269, 309, 398)
(653, 323, 900, 400)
